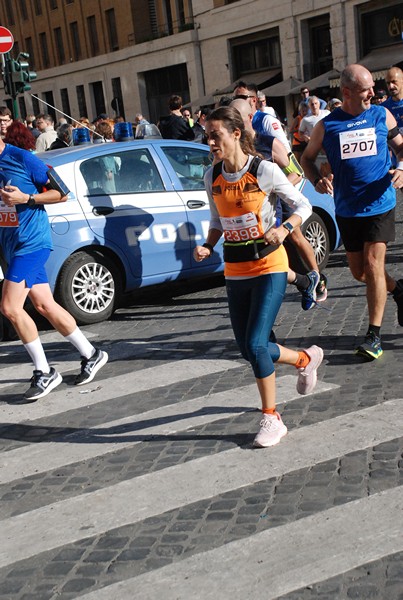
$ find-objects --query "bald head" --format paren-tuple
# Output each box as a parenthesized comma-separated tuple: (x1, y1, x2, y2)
(230, 99, 254, 133)
(340, 64, 373, 90)
(385, 67, 403, 100)
(340, 64, 375, 115)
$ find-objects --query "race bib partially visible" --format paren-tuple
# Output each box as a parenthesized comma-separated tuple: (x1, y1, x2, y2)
(220, 212, 262, 242)
(339, 128, 377, 160)
(0, 201, 19, 227)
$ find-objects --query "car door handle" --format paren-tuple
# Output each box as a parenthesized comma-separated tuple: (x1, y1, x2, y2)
(187, 200, 206, 209)
(92, 206, 114, 216)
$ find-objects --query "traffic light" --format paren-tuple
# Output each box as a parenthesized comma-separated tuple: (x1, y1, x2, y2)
(11, 52, 37, 94)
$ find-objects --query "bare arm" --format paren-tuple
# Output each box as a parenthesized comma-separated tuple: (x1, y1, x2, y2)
(298, 118, 310, 143)
(301, 121, 334, 195)
(0, 184, 67, 207)
(271, 137, 289, 169)
(385, 108, 403, 188)
(193, 228, 222, 262)
(289, 115, 300, 135)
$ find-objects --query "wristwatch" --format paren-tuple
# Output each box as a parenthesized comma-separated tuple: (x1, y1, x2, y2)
(282, 222, 294, 234)
(27, 194, 36, 207)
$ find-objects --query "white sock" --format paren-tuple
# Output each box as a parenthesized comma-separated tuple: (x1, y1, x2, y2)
(65, 327, 95, 359)
(24, 338, 50, 373)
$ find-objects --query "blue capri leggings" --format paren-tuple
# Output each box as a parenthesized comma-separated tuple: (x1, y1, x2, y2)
(226, 272, 287, 379)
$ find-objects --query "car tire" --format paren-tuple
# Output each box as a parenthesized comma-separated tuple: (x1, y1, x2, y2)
(55, 250, 122, 325)
(285, 212, 331, 274)
(301, 212, 330, 272)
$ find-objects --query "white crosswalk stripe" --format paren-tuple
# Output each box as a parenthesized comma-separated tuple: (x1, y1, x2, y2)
(0, 349, 401, 599)
(0, 375, 337, 483)
(77, 487, 403, 600)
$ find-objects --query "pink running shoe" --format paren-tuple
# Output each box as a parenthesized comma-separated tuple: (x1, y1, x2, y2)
(253, 412, 287, 448)
(296, 345, 324, 395)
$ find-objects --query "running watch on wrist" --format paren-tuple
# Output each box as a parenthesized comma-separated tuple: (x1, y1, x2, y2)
(282, 222, 293, 234)
(27, 194, 36, 207)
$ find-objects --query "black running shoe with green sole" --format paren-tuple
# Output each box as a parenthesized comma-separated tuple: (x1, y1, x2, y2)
(354, 332, 383, 360)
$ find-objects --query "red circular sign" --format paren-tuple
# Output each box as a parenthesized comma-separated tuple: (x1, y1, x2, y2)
(0, 26, 14, 54)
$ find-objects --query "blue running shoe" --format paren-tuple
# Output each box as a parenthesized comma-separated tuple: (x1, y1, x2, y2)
(355, 332, 383, 360)
(300, 270, 320, 310)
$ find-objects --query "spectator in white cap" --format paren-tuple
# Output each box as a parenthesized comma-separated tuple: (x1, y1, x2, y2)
(328, 98, 342, 111)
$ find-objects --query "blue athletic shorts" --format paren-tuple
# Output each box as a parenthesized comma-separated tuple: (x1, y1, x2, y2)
(5, 249, 51, 288)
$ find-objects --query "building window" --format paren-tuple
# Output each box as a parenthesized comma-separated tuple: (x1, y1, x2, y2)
(105, 9, 119, 51)
(44, 91, 56, 121)
(111, 77, 124, 119)
(87, 16, 99, 56)
(19, 0, 28, 20)
(163, 0, 174, 35)
(39, 32, 50, 68)
(145, 63, 190, 124)
(5, 0, 15, 25)
(60, 88, 71, 119)
(54, 27, 65, 64)
(231, 29, 280, 78)
(70, 21, 81, 61)
(359, 2, 403, 55)
(76, 85, 87, 118)
(90, 81, 106, 118)
(49, 0, 58, 9)
(302, 14, 333, 80)
(65, 0, 74, 4)
(34, 0, 42, 15)
(24, 38, 35, 70)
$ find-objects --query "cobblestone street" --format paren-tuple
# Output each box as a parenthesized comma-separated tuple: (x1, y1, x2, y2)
(0, 203, 402, 600)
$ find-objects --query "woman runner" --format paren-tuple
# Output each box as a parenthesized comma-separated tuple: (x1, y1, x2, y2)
(193, 106, 323, 447)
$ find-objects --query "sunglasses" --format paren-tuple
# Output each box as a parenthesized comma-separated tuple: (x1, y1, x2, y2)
(301, 90, 309, 94)
(233, 94, 256, 100)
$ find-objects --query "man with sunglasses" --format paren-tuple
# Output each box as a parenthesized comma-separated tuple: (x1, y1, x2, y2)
(234, 81, 291, 153)
(300, 87, 327, 114)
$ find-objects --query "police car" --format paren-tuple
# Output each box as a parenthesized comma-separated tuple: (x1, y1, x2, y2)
(39, 139, 339, 325)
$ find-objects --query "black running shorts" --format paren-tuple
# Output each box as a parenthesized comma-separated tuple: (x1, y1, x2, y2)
(336, 208, 395, 252)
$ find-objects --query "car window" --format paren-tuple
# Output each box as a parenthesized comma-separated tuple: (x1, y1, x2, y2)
(161, 146, 212, 190)
(80, 149, 164, 195)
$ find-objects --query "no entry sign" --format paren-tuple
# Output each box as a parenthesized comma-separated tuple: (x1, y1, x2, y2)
(0, 26, 14, 54)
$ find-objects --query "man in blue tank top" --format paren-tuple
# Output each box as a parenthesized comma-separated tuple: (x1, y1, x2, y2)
(383, 67, 403, 168)
(301, 64, 403, 360)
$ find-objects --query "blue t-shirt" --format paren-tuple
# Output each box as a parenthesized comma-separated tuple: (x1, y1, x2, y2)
(382, 96, 403, 167)
(0, 144, 51, 262)
(322, 105, 395, 218)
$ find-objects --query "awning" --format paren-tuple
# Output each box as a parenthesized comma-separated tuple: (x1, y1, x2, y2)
(359, 44, 403, 81)
(262, 76, 303, 97)
(299, 69, 341, 93)
(330, 45, 403, 87)
(214, 69, 281, 96)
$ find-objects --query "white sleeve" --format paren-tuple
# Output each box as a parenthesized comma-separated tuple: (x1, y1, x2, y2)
(204, 166, 223, 233)
(257, 160, 312, 224)
(262, 115, 291, 153)
(35, 135, 46, 153)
